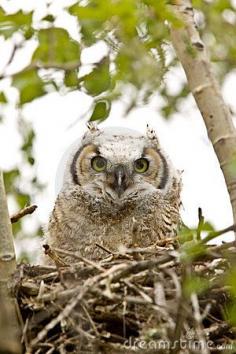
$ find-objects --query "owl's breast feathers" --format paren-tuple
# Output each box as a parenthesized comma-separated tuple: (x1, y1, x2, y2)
(46, 176, 181, 262)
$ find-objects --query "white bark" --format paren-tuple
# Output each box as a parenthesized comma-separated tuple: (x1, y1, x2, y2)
(0, 171, 21, 353)
(0, 171, 16, 276)
(170, 0, 236, 230)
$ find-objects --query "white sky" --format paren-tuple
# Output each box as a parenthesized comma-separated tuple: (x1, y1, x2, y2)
(0, 0, 235, 259)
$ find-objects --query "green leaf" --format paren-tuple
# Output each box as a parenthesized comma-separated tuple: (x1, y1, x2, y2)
(183, 275, 209, 297)
(3, 169, 19, 193)
(28, 156, 35, 165)
(69, 3, 106, 45)
(178, 225, 194, 244)
(12, 68, 45, 104)
(33, 27, 80, 67)
(42, 14, 55, 22)
(200, 221, 215, 232)
(83, 57, 111, 96)
(225, 303, 236, 326)
(180, 240, 206, 263)
(24, 27, 34, 40)
(79, 20, 103, 45)
(226, 268, 236, 297)
(64, 70, 79, 88)
(21, 129, 35, 153)
(16, 193, 30, 209)
(0, 91, 7, 103)
(69, 3, 109, 21)
(90, 100, 111, 122)
(0, 7, 33, 38)
(12, 220, 22, 236)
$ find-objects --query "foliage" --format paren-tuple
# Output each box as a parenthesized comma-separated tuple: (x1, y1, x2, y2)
(0, 0, 236, 345)
(0, 1, 235, 117)
(193, 0, 236, 81)
(0, 1, 236, 254)
(3, 120, 43, 260)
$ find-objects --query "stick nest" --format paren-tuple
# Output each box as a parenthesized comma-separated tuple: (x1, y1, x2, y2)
(14, 240, 236, 354)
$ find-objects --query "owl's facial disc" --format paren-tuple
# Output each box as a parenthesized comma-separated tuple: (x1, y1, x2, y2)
(70, 138, 171, 202)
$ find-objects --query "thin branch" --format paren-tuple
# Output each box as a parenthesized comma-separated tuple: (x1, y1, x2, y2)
(81, 301, 99, 337)
(191, 293, 210, 354)
(202, 223, 236, 244)
(43, 244, 68, 268)
(0, 60, 81, 80)
(95, 242, 114, 255)
(0, 41, 24, 80)
(53, 246, 106, 272)
(10, 205, 37, 224)
(197, 207, 204, 240)
(29, 261, 126, 349)
(18, 239, 234, 352)
(29, 289, 85, 349)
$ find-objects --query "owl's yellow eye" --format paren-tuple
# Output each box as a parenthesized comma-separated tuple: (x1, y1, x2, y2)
(134, 158, 149, 173)
(91, 156, 107, 172)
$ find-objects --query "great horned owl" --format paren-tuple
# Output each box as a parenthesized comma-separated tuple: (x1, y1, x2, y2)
(44, 124, 181, 263)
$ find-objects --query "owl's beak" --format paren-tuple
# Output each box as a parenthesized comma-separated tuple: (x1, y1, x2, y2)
(113, 165, 128, 198)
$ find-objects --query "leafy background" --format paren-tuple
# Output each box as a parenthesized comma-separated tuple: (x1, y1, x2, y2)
(0, 0, 236, 261)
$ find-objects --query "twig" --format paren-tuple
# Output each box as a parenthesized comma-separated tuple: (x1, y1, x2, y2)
(43, 245, 68, 267)
(170, 269, 186, 354)
(29, 262, 129, 347)
(81, 301, 99, 337)
(123, 279, 153, 303)
(95, 242, 114, 255)
(53, 247, 105, 272)
(170, 298, 185, 354)
(109, 254, 178, 284)
(122, 285, 127, 338)
(191, 293, 210, 354)
(202, 224, 236, 244)
(197, 207, 204, 240)
(29, 283, 90, 348)
(0, 41, 24, 80)
(45, 348, 55, 354)
(21, 317, 29, 348)
(210, 240, 236, 252)
(10, 205, 37, 224)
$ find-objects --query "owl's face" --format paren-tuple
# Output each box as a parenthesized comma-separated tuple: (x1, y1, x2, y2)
(67, 126, 174, 204)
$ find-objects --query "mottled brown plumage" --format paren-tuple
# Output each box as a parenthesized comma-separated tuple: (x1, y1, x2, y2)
(44, 125, 181, 263)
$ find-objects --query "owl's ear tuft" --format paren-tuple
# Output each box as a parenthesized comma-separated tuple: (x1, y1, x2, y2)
(87, 122, 100, 133)
(146, 124, 160, 148)
(83, 122, 101, 141)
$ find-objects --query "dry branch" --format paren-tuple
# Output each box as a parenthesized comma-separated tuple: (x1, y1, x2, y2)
(170, 0, 236, 230)
(0, 171, 21, 353)
(10, 205, 37, 224)
(15, 239, 236, 354)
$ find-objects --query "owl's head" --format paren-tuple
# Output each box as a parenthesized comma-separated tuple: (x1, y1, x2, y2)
(62, 124, 178, 203)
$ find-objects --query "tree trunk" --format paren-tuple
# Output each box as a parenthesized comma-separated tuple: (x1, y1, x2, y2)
(0, 171, 21, 353)
(170, 0, 236, 231)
